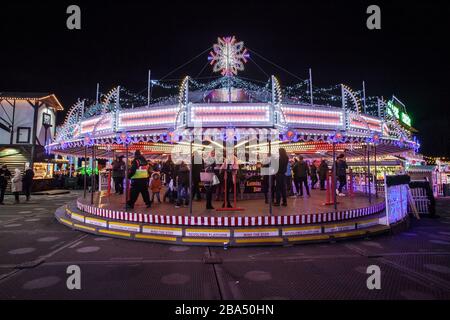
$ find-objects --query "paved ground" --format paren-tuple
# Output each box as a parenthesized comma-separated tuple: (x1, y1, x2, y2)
(0, 191, 449, 300)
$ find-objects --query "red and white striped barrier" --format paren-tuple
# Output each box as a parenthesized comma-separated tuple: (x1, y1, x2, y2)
(76, 199, 385, 227)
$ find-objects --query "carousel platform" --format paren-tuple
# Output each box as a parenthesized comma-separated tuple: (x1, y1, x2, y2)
(54, 190, 407, 246)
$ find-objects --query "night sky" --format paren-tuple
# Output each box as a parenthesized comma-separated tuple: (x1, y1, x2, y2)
(1, 0, 449, 156)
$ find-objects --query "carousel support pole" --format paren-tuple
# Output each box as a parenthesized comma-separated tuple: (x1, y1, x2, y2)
(268, 140, 273, 216)
(83, 145, 87, 199)
(367, 142, 372, 204)
(96, 83, 100, 104)
(309, 68, 314, 106)
(108, 149, 114, 196)
(69, 156, 73, 177)
(374, 144, 378, 198)
(90, 144, 95, 205)
(332, 141, 337, 210)
(189, 140, 193, 216)
(107, 166, 112, 197)
(233, 172, 237, 209)
(124, 143, 129, 210)
(364, 145, 368, 195)
(147, 69, 152, 107)
(323, 170, 333, 205)
(349, 168, 354, 197)
(362, 81, 367, 114)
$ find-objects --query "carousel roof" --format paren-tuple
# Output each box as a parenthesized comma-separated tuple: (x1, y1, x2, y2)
(46, 37, 420, 159)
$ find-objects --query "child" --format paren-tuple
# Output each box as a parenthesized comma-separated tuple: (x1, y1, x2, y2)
(150, 172, 162, 203)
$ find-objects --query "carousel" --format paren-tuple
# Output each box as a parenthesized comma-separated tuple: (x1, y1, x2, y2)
(48, 37, 418, 245)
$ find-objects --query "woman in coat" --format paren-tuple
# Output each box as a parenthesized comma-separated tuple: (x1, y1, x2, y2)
(11, 168, 22, 203)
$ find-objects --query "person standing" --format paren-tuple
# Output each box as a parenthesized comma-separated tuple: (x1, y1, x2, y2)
(219, 152, 239, 208)
(335, 154, 349, 196)
(112, 156, 125, 194)
(318, 158, 328, 190)
(11, 168, 22, 204)
(22, 165, 34, 201)
(191, 151, 203, 201)
(162, 155, 175, 203)
(0, 165, 11, 205)
(175, 161, 190, 208)
(285, 159, 294, 196)
(203, 151, 217, 210)
(294, 156, 310, 197)
(150, 172, 162, 203)
(292, 157, 300, 196)
(274, 148, 289, 206)
(127, 150, 152, 209)
(310, 160, 318, 190)
(261, 155, 275, 204)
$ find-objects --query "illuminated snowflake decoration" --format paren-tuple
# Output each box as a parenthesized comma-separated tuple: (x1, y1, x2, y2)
(208, 36, 249, 76)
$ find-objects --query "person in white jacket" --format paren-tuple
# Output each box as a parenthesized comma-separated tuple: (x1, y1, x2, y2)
(11, 168, 22, 204)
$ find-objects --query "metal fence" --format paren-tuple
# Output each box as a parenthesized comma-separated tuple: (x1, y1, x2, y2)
(408, 187, 431, 214)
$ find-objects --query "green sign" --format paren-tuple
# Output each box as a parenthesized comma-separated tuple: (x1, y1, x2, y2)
(387, 100, 412, 127)
(77, 167, 99, 175)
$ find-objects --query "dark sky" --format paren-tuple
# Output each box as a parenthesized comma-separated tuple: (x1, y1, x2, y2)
(1, 0, 449, 156)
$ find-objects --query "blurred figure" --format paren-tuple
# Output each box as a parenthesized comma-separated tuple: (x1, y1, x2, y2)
(274, 148, 289, 206)
(191, 151, 203, 201)
(203, 150, 217, 210)
(292, 157, 300, 195)
(310, 160, 318, 189)
(112, 155, 125, 194)
(335, 154, 348, 196)
(162, 155, 175, 203)
(294, 156, 310, 197)
(261, 154, 275, 204)
(175, 161, 190, 208)
(22, 165, 34, 201)
(318, 158, 328, 190)
(11, 168, 22, 204)
(220, 151, 240, 208)
(285, 158, 293, 196)
(0, 164, 11, 205)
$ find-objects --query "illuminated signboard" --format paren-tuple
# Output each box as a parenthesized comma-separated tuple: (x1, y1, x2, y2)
(387, 100, 412, 127)
(401, 112, 411, 126)
(189, 103, 271, 127)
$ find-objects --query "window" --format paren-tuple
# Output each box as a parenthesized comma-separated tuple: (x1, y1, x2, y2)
(17, 127, 31, 143)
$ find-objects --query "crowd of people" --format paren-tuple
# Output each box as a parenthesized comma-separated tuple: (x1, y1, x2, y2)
(0, 164, 35, 204)
(109, 148, 349, 211)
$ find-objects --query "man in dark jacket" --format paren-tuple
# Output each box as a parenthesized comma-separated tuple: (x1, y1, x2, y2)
(335, 154, 349, 196)
(318, 158, 328, 190)
(0, 164, 11, 205)
(127, 150, 151, 209)
(274, 148, 289, 206)
(175, 161, 190, 208)
(112, 156, 125, 194)
(294, 156, 310, 197)
(22, 166, 34, 201)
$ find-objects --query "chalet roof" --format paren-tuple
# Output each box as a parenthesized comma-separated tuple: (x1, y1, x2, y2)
(0, 92, 64, 111)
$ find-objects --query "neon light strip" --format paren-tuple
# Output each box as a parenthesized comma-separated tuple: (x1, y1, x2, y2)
(80, 116, 113, 134)
(282, 107, 343, 126)
(191, 106, 270, 122)
(118, 109, 178, 128)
